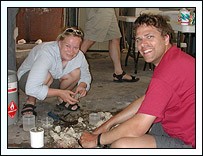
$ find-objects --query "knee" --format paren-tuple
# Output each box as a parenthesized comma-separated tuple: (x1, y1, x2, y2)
(70, 68, 81, 81)
(61, 68, 81, 82)
(110, 138, 128, 148)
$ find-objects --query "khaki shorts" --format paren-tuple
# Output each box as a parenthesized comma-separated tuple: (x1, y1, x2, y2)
(18, 71, 60, 93)
(84, 8, 122, 42)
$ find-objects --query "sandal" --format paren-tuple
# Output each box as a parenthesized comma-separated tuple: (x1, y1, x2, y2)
(21, 103, 37, 116)
(56, 101, 80, 111)
(113, 71, 140, 83)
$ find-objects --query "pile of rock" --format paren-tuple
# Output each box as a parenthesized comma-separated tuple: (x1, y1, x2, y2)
(48, 111, 112, 148)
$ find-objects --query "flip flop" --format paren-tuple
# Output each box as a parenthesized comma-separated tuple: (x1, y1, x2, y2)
(56, 101, 80, 111)
(113, 71, 140, 83)
(21, 103, 37, 116)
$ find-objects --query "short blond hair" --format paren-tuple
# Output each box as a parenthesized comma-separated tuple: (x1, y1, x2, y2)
(56, 27, 84, 41)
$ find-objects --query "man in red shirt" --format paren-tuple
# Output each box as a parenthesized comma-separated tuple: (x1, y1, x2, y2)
(79, 13, 195, 148)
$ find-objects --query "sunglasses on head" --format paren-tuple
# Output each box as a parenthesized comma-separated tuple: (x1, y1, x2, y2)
(63, 28, 83, 37)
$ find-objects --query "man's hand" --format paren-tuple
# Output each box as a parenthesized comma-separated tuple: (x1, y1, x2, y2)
(79, 131, 98, 148)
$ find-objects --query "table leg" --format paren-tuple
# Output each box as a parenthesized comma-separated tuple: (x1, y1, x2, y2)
(187, 33, 192, 54)
(120, 20, 126, 50)
(177, 31, 181, 48)
(124, 22, 138, 74)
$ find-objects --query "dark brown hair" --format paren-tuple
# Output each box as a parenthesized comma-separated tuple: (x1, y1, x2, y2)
(134, 13, 175, 44)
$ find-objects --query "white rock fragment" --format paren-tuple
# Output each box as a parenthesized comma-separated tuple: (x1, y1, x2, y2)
(85, 111, 113, 127)
(78, 117, 86, 127)
(78, 117, 83, 123)
(49, 128, 81, 148)
(17, 39, 26, 44)
(54, 125, 61, 133)
(98, 112, 112, 121)
(95, 120, 104, 128)
(35, 39, 42, 44)
(94, 112, 112, 127)
(64, 127, 81, 139)
(49, 130, 61, 141)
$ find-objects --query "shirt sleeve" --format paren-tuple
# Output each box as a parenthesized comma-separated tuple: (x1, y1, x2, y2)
(25, 52, 52, 100)
(78, 56, 92, 91)
(138, 78, 173, 121)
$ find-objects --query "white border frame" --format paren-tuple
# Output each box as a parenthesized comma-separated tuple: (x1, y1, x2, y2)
(1, 1, 202, 155)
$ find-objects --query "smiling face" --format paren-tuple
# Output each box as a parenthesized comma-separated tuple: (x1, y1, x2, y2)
(135, 24, 171, 66)
(58, 35, 82, 61)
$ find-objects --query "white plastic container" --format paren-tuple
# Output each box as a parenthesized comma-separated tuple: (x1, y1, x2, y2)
(41, 117, 54, 129)
(89, 113, 100, 125)
(30, 127, 44, 148)
(23, 114, 35, 131)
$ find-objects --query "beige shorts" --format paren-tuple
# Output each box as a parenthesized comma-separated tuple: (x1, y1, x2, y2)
(84, 8, 122, 42)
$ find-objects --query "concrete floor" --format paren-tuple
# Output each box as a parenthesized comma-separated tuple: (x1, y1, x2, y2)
(8, 49, 153, 148)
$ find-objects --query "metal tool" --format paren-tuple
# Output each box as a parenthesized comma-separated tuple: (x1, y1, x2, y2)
(47, 111, 78, 126)
(63, 112, 70, 118)
(47, 111, 66, 122)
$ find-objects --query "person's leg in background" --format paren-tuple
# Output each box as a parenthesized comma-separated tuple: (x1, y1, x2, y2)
(109, 38, 135, 81)
(81, 38, 139, 82)
(80, 39, 95, 53)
